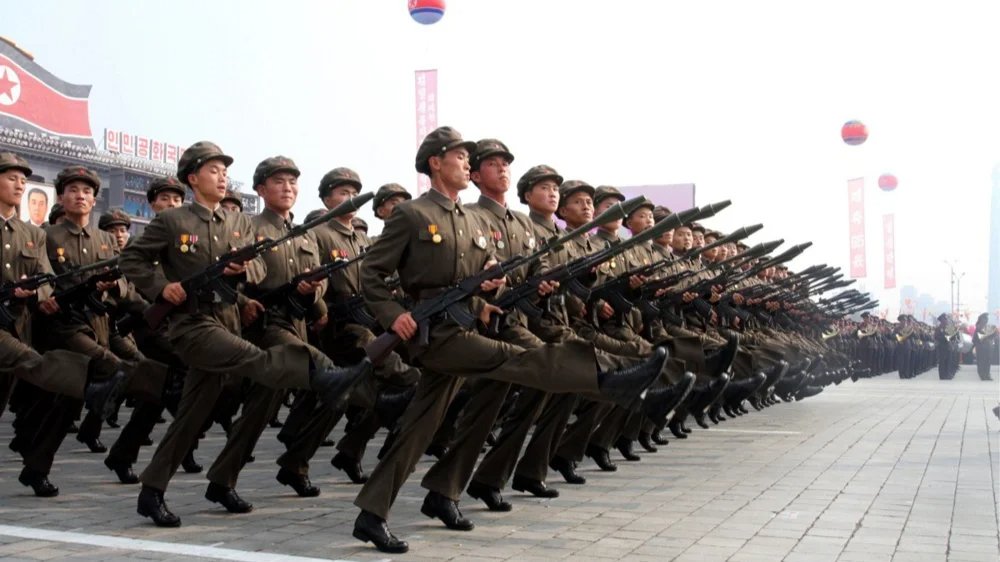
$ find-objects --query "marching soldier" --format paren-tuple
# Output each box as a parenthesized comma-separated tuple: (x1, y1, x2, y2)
(121, 142, 370, 527)
(351, 127, 668, 553)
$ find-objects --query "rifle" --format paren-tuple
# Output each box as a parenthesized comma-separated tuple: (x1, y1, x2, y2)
(486, 204, 714, 335)
(142, 192, 374, 330)
(51, 257, 123, 319)
(253, 253, 365, 320)
(0, 257, 119, 328)
(364, 196, 654, 364)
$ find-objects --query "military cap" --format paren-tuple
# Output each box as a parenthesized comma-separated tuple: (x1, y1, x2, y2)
(593, 185, 626, 207)
(558, 179, 595, 205)
(304, 209, 327, 223)
(55, 166, 101, 195)
(0, 152, 32, 176)
(937, 313, 948, 322)
(253, 156, 300, 188)
(690, 222, 707, 234)
(516, 165, 563, 204)
(318, 167, 362, 198)
(736, 241, 749, 250)
(146, 176, 185, 203)
(470, 138, 514, 171)
(48, 203, 65, 224)
(626, 199, 656, 218)
(221, 190, 243, 210)
(98, 208, 132, 231)
(351, 217, 369, 233)
(374, 183, 412, 209)
(652, 205, 674, 223)
(177, 141, 233, 185)
(415, 126, 477, 175)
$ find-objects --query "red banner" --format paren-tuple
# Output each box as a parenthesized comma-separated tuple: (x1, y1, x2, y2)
(883, 214, 895, 289)
(0, 54, 92, 140)
(847, 178, 867, 278)
(414, 69, 438, 194)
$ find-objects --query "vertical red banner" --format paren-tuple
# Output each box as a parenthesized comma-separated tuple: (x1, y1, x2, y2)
(883, 214, 895, 289)
(414, 69, 438, 195)
(847, 178, 867, 278)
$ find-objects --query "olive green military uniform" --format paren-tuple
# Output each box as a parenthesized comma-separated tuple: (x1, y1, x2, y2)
(121, 144, 317, 492)
(354, 183, 605, 519)
(207, 203, 334, 490)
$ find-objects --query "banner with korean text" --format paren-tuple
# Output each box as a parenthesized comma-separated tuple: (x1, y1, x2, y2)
(414, 69, 438, 194)
(883, 214, 895, 289)
(847, 178, 867, 278)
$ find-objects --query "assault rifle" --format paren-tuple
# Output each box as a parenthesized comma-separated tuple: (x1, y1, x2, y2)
(364, 196, 653, 364)
(143, 192, 373, 329)
(0, 256, 119, 328)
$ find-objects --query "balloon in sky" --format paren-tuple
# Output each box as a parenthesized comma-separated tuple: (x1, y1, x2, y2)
(841, 120, 868, 146)
(878, 173, 898, 192)
(409, 0, 446, 25)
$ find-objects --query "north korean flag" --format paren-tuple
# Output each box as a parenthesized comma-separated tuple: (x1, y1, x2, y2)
(0, 42, 94, 146)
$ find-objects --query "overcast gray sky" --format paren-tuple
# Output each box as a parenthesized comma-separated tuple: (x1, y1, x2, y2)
(6, 0, 998, 318)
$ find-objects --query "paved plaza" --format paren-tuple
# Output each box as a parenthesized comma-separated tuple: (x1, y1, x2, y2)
(0, 364, 997, 562)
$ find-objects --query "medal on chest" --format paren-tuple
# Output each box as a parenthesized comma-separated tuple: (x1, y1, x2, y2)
(189, 235, 198, 253)
(180, 234, 190, 253)
(428, 224, 442, 244)
(493, 230, 504, 250)
(56, 247, 65, 263)
(475, 229, 488, 250)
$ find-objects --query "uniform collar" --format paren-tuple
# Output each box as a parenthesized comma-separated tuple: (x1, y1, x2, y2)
(329, 217, 355, 236)
(260, 207, 293, 230)
(595, 229, 619, 244)
(475, 195, 512, 221)
(62, 220, 94, 237)
(189, 200, 226, 223)
(528, 210, 558, 234)
(1, 213, 24, 234)
(427, 188, 462, 213)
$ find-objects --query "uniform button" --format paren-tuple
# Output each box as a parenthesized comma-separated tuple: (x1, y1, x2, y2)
(3, 244, 8, 249)
(286, 240, 291, 245)
(82, 248, 88, 254)
(288, 258, 294, 263)
(4, 264, 8, 269)
(460, 252, 464, 258)
(214, 236, 219, 241)
(459, 230, 464, 237)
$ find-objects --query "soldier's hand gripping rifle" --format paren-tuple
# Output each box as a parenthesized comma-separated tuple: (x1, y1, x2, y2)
(364, 196, 652, 364)
(143, 192, 374, 330)
(587, 219, 759, 322)
(51, 257, 123, 319)
(0, 257, 119, 329)
(253, 253, 365, 320)
(484, 204, 712, 336)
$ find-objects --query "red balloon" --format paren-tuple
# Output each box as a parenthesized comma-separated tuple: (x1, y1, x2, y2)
(878, 173, 897, 192)
(841, 120, 868, 146)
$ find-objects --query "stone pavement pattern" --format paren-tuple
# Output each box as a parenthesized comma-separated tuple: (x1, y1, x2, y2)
(0, 364, 997, 562)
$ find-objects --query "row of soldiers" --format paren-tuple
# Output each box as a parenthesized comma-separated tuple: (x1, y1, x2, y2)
(0, 127, 883, 554)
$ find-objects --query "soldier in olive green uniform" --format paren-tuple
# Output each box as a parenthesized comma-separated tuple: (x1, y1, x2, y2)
(312, 168, 419, 485)
(206, 156, 342, 503)
(352, 127, 668, 554)
(121, 142, 369, 527)
(0, 155, 126, 497)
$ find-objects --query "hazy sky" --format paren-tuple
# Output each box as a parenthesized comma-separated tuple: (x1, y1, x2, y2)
(6, 1, 998, 317)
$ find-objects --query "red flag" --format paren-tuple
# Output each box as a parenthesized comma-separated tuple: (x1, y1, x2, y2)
(883, 214, 895, 289)
(0, 51, 92, 142)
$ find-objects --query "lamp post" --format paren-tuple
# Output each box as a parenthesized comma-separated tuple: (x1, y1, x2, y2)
(944, 260, 956, 314)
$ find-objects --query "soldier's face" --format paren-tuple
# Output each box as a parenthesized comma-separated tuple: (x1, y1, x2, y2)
(220, 201, 242, 213)
(471, 155, 510, 194)
(151, 191, 184, 213)
(703, 236, 719, 261)
(376, 195, 408, 220)
(59, 181, 95, 217)
(323, 184, 359, 221)
(692, 230, 705, 248)
(626, 208, 654, 234)
(0, 169, 26, 208)
(259, 172, 299, 213)
(715, 245, 728, 261)
(525, 180, 559, 215)
(108, 224, 129, 249)
(431, 148, 470, 191)
(560, 192, 594, 227)
(593, 196, 620, 232)
(188, 159, 229, 204)
(671, 226, 693, 251)
(654, 228, 673, 247)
